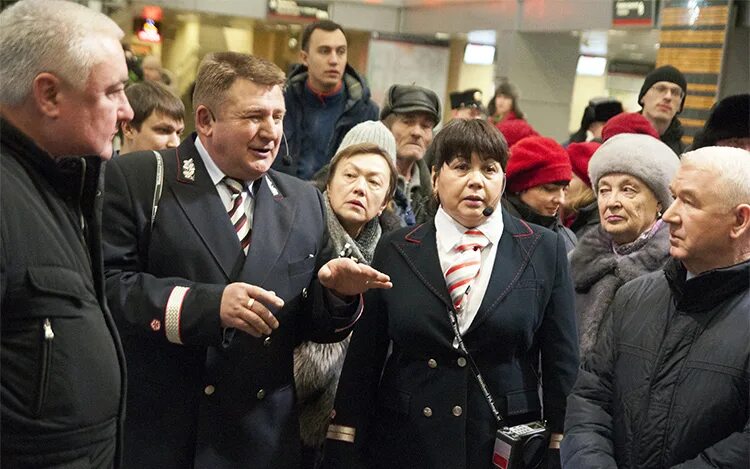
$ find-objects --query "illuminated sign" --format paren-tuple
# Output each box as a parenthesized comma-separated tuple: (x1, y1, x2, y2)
(135, 18, 161, 43)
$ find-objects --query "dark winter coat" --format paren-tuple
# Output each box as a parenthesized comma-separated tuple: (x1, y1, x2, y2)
(1, 119, 126, 467)
(569, 222, 670, 358)
(562, 258, 750, 468)
(274, 63, 379, 178)
(295, 193, 384, 452)
(502, 195, 577, 253)
(568, 200, 599, 239)
(323, 212, 579, 469)
(659, 117, 686, 155)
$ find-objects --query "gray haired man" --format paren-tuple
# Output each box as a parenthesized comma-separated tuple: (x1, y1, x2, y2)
(0, 0, 133, 466)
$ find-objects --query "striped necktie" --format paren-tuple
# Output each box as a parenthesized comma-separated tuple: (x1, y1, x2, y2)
(223, 177, 251, 254)
(445, 229, 489, 312)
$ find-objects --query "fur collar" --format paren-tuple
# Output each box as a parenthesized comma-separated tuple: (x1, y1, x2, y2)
(571, 222, 671, 292)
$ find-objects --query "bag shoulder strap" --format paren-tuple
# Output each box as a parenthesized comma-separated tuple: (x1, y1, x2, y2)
(150, 150, 164, 230)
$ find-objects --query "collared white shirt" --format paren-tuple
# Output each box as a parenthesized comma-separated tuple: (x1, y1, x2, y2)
(195, 136, 257, 231)
(435, 205, 504, 334)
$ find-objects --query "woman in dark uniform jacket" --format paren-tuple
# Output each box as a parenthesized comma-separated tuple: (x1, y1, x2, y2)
(322, 119, 579, 469)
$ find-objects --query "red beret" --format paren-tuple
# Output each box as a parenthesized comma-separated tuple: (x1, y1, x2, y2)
(566, 141, 601, 188)
(507, 136, 572, 193)
(497, 119, 539, 148)
(602, 112, 659, 141)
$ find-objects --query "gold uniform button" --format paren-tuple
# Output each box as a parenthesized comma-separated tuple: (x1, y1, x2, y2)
(452, 406, 463, 417)
(427, 359, 437, 369)
(457, 357, 467, 368)
(204, 385, 215, 396)
(263, 336, 272, 347)
(422, 407, 433, 417)
(256, 389, 266, 400)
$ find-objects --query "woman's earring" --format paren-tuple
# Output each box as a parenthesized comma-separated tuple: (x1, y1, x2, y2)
(657, 210, 663, 219)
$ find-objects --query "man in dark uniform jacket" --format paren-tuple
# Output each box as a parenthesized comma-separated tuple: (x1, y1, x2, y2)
(0, 0, 133, 466)
(102, 52, 391, 469)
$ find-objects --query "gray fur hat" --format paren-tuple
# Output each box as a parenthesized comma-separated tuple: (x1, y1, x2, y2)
(588, 133, 680, 210)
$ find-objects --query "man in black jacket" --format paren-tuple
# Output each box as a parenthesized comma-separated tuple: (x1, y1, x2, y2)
(638, 65, 687, 154)
(273, 20, 379, 180)
(0, 0, 134, 466)
(562, 146, 750, 468)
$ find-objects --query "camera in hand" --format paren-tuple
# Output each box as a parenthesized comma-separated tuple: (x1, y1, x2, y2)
(492, 421, 548, 469)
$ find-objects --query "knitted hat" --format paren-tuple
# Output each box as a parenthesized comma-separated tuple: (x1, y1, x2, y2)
(380, 84, 441, 127)
(506, 136, 572, 193)
(497, 119, 539, 148)
(588, 133, 680, 210)
(638, 65, 687, 113)
(601, 112, 659, 141)
(691, 93, 750, 149)
(335, 121, 397, 164)
(566, 141, 601, 188)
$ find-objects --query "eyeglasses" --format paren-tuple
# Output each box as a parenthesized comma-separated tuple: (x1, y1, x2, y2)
(651, 84, 685, 100)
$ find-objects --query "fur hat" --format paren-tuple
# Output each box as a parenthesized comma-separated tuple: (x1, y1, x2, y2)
(335, 121, 397, 164)
(506, 136, 572, 193)
(638, 65, 687, 113)
(588, 133, 680, 210)
(497, 119, 539, 148)
(567, 141, 601, 188)
(691, 94, 750, 149)
(450, 88, 483, 110)
(380, 84, 441, 127)
(602, 112, 659, 141)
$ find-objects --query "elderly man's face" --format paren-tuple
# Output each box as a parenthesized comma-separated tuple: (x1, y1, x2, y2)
(59, 38, 133, 159)
(390, 112, 435, 162)
(663, 164, 735, 274)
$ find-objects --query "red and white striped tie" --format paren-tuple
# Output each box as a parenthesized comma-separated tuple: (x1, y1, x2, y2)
(223, 177, 251, 254)
(445, 229, 489, 312)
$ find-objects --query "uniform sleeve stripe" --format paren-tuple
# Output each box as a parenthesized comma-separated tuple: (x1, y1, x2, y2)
(165, 286, 189, 344)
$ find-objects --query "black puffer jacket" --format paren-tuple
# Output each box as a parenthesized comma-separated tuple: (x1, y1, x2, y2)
(562, 258, 750, 468)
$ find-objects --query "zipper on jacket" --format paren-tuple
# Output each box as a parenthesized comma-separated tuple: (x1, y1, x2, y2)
(34, 318, 54, 416)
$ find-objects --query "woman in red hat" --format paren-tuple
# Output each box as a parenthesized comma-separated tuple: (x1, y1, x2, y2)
(562, 141, 601, 238)
(502, 136, 577, 252)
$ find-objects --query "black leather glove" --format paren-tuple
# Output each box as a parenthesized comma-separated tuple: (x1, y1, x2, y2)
(546, 448, 562, 469)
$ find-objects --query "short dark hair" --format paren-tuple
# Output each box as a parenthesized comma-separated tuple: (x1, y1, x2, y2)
(427, 119, 509, 174)
(125, 81, 185, 130)
(327, 143, 397, 204)
(192, 52, 286, 112)
(300, 20, 345, 52)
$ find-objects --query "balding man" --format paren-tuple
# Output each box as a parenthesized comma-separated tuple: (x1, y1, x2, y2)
(0, 0, 133, 466)
(562, 146, 750, 468)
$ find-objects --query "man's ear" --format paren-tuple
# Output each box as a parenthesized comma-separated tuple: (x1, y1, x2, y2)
(730, 204, 750, 239)
(194, 105, 214, 137)
(121, 121, 137, 139)
(300, 49, 309, 67)
(33, 72, 62, 118)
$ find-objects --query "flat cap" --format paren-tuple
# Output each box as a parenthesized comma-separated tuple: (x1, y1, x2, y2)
(380, 84, 441, 126)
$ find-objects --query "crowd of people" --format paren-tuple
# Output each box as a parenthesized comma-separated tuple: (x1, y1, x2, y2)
(1, 1, 749, 468)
